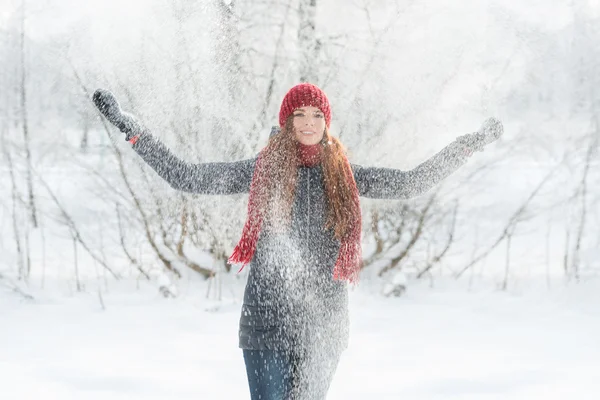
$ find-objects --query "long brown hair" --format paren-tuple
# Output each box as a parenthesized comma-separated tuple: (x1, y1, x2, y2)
(259, 116, 360, 240)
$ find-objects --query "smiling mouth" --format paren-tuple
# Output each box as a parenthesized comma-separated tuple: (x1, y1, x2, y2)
(301, 131, 315, 135)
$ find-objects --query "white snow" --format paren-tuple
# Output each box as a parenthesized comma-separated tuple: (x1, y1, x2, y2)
(2, 0, 599, 398)
(3, 278, 599, 399)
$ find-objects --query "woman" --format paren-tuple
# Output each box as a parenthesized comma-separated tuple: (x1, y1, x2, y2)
(93, 83, 502, 399)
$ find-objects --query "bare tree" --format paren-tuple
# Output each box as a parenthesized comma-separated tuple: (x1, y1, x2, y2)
(19, 0, 37, 228)
(567, 0, 600, 280)
(416, 201, 458, 279)
(215, 0, 243, 103)
(377, 195, 436, 277)
(361, 191, 457, 280)
(455, 167, 558, 279)
(36, 169, 120, 280)
(298, 0, 318, 83)
(570, 130, 597, 281)
(2, 108, 26, 281)
(250, 0, 294, 143)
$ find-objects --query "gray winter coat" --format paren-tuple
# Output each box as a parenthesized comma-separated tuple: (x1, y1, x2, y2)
(131, 133, 473, 355)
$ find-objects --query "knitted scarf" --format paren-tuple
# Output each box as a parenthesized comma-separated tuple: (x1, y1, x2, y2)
(228, 142, 362, 283)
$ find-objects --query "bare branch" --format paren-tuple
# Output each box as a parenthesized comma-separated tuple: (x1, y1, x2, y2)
(378, 195, 435, 277)
(455, 165, 559, 278)
(116, 204, 151, 280)
(35, 170, 120, 279)
(417, 201, 458, 279)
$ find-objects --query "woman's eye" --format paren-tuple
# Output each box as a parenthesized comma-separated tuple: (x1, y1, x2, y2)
(294, 114, 304, 118)
(315, 114, 324, 118)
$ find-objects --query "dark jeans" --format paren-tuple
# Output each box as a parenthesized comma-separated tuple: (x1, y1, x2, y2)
(242, 349, 341, 400)
(243, 349, 298, 400)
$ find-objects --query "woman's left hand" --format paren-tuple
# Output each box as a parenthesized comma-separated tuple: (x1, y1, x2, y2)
(454, 117, 503, 157)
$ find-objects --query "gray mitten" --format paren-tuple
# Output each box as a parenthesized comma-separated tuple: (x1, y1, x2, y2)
(477, 117, 503, 143)
(454, 117, 503, 156)
(92, 89, 144, 141)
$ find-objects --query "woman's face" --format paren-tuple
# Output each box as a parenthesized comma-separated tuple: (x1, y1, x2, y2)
(292, 106, 326, 145)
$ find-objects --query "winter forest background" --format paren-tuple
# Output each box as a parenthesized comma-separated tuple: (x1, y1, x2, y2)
(1, 0, 600, 399)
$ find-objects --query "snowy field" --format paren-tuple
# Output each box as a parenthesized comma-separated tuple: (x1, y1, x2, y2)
(2, 278, 600, 400)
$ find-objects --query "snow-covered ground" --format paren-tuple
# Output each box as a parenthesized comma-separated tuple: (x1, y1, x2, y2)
(2, 278, 600, 400)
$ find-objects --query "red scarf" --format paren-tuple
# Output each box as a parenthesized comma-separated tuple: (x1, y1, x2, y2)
(228, 143, 362, 283)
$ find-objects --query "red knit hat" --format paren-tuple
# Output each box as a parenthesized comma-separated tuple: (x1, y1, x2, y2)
(279, 83, 332, 128)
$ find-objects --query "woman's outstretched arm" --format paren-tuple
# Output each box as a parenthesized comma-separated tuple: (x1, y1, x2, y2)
(352, 118, 503, 199)
(132, 133, 255, 194)
(92, 88, 255, 195)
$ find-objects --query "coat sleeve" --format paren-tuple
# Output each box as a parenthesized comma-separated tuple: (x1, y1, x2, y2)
(131, 133, 256, 195)
(351, 140, 471, 199)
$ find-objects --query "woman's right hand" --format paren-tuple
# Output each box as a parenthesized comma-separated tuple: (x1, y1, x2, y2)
(92, 89, 144, 141)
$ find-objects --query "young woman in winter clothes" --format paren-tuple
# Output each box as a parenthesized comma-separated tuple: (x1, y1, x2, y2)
(93, 83, 502, 400)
